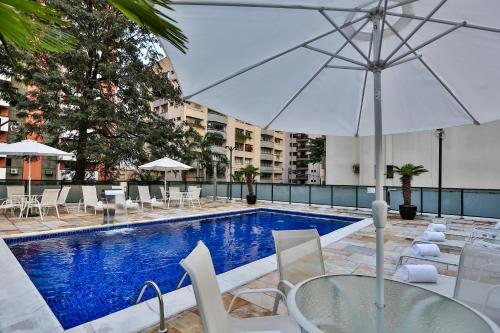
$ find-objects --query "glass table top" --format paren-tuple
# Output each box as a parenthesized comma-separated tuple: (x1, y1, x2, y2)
(287, 275, 499, 333)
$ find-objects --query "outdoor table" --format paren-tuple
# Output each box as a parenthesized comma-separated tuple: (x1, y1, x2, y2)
(11, 194, 41, 218)
(286, 274, 499, 333)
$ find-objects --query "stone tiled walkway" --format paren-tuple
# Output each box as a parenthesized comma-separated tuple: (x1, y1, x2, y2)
(1, 199, 497, 333)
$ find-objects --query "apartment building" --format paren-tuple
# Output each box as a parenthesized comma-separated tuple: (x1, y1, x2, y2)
(260, 129, 284, 183)
(284, 133, 325, 185)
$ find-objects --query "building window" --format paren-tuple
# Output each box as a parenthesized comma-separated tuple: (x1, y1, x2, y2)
(235, 142, 244, 150)
(244, 144, 253, 152)
(244, 158, 252, 165)
(235, 157, 243, 165)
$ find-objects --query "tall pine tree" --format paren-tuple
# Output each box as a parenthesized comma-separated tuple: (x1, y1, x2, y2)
(0, 0, 191, 180)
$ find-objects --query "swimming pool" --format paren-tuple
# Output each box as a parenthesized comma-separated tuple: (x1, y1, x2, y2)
(6, 209, 361, 329)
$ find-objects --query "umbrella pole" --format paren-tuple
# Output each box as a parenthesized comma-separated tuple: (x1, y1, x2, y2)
(372, 14, 388, 312)
(28, 156, 32, 197)
(164, 171, 167, 201)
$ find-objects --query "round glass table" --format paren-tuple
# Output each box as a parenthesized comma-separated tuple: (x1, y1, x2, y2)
(287, 275, 499, 333)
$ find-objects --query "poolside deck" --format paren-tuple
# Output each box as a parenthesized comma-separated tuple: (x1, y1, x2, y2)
(0, 199, 497, 333)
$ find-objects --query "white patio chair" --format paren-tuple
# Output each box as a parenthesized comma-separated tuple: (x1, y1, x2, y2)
(183, 188, 201, 207)
(272, 229, 325, 314)
(180, 241, 300, 333)
(138, 186, 163, 209)
(57, 186, 71, 213)
(187, 185, 199, 192)
(454, 243, 500, 325)
(33, 189, 61, 220)
(167, 190, 184, 208)
(79, 186, 103, 214)
(1, 185, 26, 217)
(169, 186, 180, 193)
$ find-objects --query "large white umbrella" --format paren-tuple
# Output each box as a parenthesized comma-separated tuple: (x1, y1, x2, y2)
(139, 157, 192, 195)
(158, 0, 500, 313)
(0, 140, 73, 196)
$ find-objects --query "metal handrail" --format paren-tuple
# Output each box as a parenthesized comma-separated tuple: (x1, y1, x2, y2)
(136, 281, 167, 333)
(176, 272, 188, 290)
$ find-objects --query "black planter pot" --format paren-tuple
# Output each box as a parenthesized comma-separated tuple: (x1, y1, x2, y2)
(246, 194, 257, 205)
(399, 205, 417, 220)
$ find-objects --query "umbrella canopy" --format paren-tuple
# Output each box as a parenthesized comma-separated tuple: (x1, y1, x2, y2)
(0, 140, 73, 196)
(0, 140, 73, 158)
(158, 0, 500, 315)
(139, 157, 192, 171)
(139, 157, 192, 197)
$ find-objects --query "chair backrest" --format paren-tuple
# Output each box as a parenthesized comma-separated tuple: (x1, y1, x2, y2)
(7, 185, 24, 198)
(272, 229, 325, 288)
(180, 242, 231, 333)
(187, 188, 201, 199)
(138, 186, 151, 202)
(40, 189, 60, 205)
(160, 187, 166, 200)
(57, 186, 71, 205)
(81, 186, 98, 205)
(454, 243, 500, 325)
(169, 186, 180, 193)
(170, 191, 184, 200)
(188, 186, 199, 192)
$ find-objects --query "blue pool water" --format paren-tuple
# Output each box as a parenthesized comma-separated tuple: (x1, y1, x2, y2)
(7, 209, 360, 329)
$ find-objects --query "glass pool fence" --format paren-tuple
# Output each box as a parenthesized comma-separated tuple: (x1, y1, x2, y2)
(0, 180, 499, 219)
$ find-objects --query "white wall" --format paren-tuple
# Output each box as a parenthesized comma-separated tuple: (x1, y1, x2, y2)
(326, 120, 500, 189)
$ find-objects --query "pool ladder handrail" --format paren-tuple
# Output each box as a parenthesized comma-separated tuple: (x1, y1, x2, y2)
(176, 272, 188, 290)
(136, 281, 167, 333)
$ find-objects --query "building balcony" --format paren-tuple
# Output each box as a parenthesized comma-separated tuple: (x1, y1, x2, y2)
(207, 128, 227, 140)
(261, 166, 283, 173)
(261, 129, 275, 136)
(210, 145, 227, 154)
(260, 140, 274, 149)
(296, 156, 308, 161)
(260, 153, 274, 161)
(0, 116, 8, 132)
(207, 112, 227, 124)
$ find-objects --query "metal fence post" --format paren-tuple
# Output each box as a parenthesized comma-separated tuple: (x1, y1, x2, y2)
(289, 184, 292, 204)
(240, 182, 243, 200)
(271, 183, 274, 203)
(420, 187, 424, 215)
(355, 186, 359, 210)
(255, 183, 258, 199)
(460, 189, 464, 218)
(330, 185, 334, 208)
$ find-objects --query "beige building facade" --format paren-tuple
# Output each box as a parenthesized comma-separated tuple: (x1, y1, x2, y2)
(284, 133, 325, 185)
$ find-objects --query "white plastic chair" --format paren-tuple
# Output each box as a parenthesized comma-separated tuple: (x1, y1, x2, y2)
(184, 188, 201, 207)
(169, 186, 180, 193)
(1, 185, 25, 217)
(33, 189, 61, 220)
(180, 241, 300, 333)
(79, 186, 103, 214)
(454, 243, 500, 325)
(272, 229, 325, 314)
(138, 186, 163, 209)
(57, 186, 71, 213)
(167, 190, 184, 208)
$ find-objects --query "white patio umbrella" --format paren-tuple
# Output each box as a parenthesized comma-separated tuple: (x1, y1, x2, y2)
(139, 157, 192, 196)
(158, 0, 500, 315)
(0, 140, 73, 196)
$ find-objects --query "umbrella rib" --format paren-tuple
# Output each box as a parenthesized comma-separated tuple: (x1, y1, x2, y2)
(376, 0, 389, 63)
(183, 14, 368, 100)
(265, 18, 371, 130)
(326, 65, 367, 71)
(318, 10, 371, 64)
(384, 0, 447, 64)
(385, 20, 480, 125)
(386, 12, 500, 34)
(385, 21, 465, 67)
(384, 54, 422, 68)
(355, 31, 374, 137)
(171, 1, 371, 13)
(304, 45, 369, 68)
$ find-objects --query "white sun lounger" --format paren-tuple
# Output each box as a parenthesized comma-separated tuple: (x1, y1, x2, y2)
(396, 247, 460, 269)
(392, 268, 456, 297)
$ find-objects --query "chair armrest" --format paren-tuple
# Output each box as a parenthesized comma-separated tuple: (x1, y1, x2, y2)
(227, 288, 287, 314)
(278, 279, 295, 290)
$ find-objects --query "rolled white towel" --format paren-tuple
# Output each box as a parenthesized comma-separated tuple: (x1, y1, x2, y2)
(96, 200, 103, 209)
(423, 231, 445, 242)
(411, 243, 440, 257)
(151, 197, 157, 204)
(428, 223, 446, 232)
(400, 264, 438, 283)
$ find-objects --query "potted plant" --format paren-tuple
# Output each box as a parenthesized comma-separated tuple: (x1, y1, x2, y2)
(394, 164, 428, 220)
(235, 165, 260, 204)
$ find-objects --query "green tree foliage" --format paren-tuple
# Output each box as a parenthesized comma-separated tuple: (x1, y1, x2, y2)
(393, 164, 428, 206)
(190, 131, 227, 180)
(0, 0, 186, 57)
(234, 165, 260, 196)
(0, 0, 190, 180)
(308, 136, 326, 164)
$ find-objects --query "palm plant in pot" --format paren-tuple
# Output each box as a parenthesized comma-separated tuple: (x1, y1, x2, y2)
(234, 165, 260, 204)
(394, 164, 428, 220)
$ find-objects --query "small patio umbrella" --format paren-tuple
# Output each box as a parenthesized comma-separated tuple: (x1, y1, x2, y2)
(158, 0, 500, 317)
(0, 140, 73, 196)
(139, 157, 192, 197)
